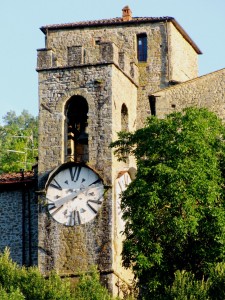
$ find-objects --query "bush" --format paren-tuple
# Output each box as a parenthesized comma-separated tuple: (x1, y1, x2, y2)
(164, 264, 225, 300)
(73, 266, 113, 300)
(0, 248, 72, 299)
(165, 270, 209, 300)
(207, 262, 225, 300)
(0, 248, 117, 300)
(0, 286, 25, 300)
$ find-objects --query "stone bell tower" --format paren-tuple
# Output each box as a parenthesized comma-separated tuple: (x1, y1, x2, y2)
(36, 6, 200, 296)
(37, 10, 138, 297)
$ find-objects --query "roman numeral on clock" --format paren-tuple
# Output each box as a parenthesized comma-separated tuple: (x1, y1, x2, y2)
(51, 205, 63, 216)
(74, 210, 81, 225)
(118, 180, 123, 192)
(87, 199, 102, 214)
(50, 179, 62, 190)
(47, 203, 56, 211)
(70, 166, 81, 182)
(69, 210, 81, 226)
(88, 199, 102, 205)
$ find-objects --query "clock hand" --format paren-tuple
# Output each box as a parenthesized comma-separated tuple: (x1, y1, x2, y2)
(53, 183, 103, 208)
(53, 190, 79, 208)
(88, 179, 102, 186)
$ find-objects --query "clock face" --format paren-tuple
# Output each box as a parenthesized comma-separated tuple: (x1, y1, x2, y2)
(115, 171, 131, 228)
(46, 165, 104, 226)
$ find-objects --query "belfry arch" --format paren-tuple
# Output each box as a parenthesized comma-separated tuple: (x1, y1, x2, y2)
(65, 95, 89, 162)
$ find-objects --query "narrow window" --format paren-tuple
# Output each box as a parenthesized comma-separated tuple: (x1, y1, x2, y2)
(65, 96, 88, 163)
(121, 104, 129, 166)
(137, 34, 147, 62)
(149, 96, 156, 116)
(121, 104, 128, 132)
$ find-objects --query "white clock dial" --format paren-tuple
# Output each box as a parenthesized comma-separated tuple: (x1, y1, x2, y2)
(115, 171, 131, 228)
(46, 165, 104, 226)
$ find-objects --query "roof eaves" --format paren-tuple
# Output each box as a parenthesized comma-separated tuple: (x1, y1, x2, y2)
(40, 16, 174, 34)
(40, 16, 201, 55)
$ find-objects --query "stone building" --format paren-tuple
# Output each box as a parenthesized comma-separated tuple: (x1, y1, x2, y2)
(152, 68, 225, 120)
(0, 171, 37, 266)
(0, 6, 224, 297)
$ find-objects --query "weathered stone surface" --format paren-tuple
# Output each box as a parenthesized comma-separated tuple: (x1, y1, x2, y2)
(37, 14, 200, 296)
(0, 186, 38, 266)
(153, 68, 225, 119)
(37, 20, 199, 129)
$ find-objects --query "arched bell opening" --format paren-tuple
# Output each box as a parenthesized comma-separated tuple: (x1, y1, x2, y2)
(65, 95, 89, 163)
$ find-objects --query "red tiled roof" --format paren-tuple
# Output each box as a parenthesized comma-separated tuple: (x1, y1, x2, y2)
(40, 16, 174, 32)
(0, 171, 34, 184)
(40, 16, 202, 54)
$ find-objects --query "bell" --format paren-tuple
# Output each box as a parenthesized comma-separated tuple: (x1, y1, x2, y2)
(77, 131, 88, 144)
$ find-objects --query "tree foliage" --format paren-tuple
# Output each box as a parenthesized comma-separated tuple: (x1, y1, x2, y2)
(111, 107, 225, 298)
(0, 248, 115, 300)
(0, 248, 71, 300)
(0, 110, 38, 173)
(165, 270, 210, 300)
(73, 266, 114, 300)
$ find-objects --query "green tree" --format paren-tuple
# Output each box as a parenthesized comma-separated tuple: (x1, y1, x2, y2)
(0, 248, 116, 300)
(111, 107, 225, 298)
(165, 270, 210, 300)
(0, 286, 25, 300)
(73, 266, 114, 300)
(0, 110, 38, 173)
(0, 248, 72, 299)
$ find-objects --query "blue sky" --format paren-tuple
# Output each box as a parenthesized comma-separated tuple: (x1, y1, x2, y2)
(0, 0, 225, 122)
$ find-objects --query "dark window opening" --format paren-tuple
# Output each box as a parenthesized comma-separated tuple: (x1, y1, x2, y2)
(121, 104, 129, 132)
(149, 96, 156, 116)
(65, 96, 89, 163)
(137, 34, 147, 62)
(121, 104, 129, 166)
(94, 37, 102, 45)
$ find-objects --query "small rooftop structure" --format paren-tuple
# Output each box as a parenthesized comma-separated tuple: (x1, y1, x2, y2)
(122, 5, 132, 21)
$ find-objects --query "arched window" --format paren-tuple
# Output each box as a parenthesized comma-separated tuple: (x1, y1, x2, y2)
(65, 96, 88, 163)
(121, 104, 128, 132)
(137, 33, 147, 62)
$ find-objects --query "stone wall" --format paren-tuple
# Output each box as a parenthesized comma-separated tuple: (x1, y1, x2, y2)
(38, 64, 113, 177)
(111, 65, 137, 292)
(153, 68, 225, 119)
(168, 22, 198, 82)
(0, 184, 38, 266)
(38, 190, 113, 274)
(37, 57, 138, 293)
(38, 63, 114, 276)
(39, 20, 199, 128)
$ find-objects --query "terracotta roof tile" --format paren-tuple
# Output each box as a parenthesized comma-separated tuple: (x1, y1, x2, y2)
(0, 171, 34, 184)
(40, 16, 174, 33)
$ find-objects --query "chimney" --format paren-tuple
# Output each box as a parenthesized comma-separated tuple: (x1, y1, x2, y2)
(122, 6, 132, 21)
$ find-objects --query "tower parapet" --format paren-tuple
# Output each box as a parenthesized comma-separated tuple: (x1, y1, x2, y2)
(37, 42, 138, 85)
